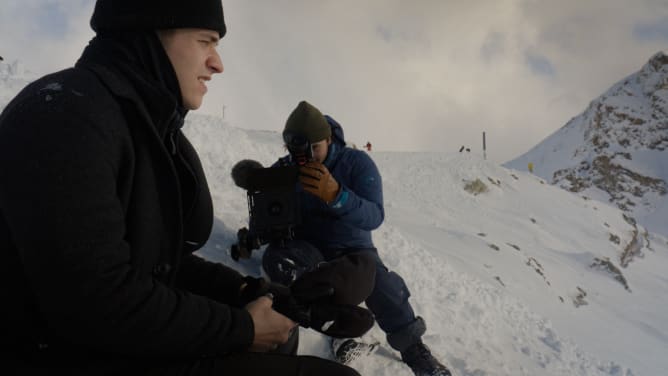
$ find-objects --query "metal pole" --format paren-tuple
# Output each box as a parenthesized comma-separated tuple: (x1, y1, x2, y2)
(483, 132, 487, 160)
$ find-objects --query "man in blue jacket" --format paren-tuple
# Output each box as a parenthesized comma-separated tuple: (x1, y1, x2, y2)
(263, 101, 452, 376)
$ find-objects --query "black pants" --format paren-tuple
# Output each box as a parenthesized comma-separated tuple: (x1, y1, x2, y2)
(11, 353, 358, 376)
(11, 332, 359, 376)
(150, 329, 355, 375)
(147, 353, 359, 376)
(10, 355, 358, 376)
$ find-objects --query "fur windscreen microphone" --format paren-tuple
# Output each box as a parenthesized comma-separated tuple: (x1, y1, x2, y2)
(231, 159, 264, 190)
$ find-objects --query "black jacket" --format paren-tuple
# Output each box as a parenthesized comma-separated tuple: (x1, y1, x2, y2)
(0, 33, 253, 367)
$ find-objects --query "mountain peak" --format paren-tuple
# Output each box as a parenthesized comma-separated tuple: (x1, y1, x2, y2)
(506, 52, 668, 237)
(638, 50, 668, 95)
(647, 50, 668, 71)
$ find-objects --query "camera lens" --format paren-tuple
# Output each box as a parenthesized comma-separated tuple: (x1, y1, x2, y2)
(268, 202, 283, 216)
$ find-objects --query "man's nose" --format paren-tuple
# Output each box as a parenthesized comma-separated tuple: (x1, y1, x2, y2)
(209, 51, 223, 74)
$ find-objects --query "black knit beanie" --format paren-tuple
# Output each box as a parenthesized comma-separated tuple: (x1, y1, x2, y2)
(90, 0, 227, 38)
(283, 101, 332, 143)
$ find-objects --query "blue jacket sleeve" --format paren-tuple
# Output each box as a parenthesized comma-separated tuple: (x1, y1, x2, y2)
(328, 151, 385, 231)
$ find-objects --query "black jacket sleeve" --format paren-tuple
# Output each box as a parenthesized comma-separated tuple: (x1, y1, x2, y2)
(176, 253, 247, 306)
(0, 93, 253, 357)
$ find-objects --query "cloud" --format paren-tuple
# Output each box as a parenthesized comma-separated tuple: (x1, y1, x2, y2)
(33, 3, 70, 37)
(216, 0, 668, 162)
(2, 0, 668, 163)
(480, 32, 506, 63)
(525, 52, 556, 78)
(634, 17, 668, 42)
(0, 0, 95, 73)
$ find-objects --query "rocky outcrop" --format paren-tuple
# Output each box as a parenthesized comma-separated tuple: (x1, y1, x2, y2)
(508, 52, 668, 225)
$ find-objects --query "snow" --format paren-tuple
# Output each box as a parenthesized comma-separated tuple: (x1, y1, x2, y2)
(2, 59, 667, 376)
(0, 60, 36, 110)
(505, 52, 668, 239)
(184, 116, 668, 376)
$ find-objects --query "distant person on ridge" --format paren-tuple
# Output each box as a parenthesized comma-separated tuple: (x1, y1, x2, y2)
(0, 1, 360, 375)
(261, 100, 453, 376)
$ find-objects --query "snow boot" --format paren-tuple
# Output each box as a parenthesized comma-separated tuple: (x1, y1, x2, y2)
(400, 341, 452, 376)
(332, 338, 379, 365)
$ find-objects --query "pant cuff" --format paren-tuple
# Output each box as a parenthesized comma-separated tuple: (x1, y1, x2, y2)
(386, 316, 426, 352)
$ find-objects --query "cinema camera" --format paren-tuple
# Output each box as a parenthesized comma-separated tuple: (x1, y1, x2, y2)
(230, 132, 313, 261)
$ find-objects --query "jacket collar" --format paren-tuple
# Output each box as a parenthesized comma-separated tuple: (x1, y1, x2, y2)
(323, 115, 346, 168)
(76, 32, 186, 138)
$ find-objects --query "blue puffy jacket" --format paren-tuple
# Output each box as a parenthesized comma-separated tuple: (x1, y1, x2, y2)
(278, 116, 384, 250)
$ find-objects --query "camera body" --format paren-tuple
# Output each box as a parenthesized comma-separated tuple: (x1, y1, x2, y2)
(231, 166, 302, 260)
(231, 132, 315, 261)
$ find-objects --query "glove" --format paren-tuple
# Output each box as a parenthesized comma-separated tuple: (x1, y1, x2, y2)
(237, 276, 292, 307)
(298, 162, 340, 204)
(238, 252, 378, 339)
(237, 276, 337, 329)
(309, 303, 375, 338)
(281, 281, 375, 339)
(291, 252, 376, 306)
(286, 253, 378, 338)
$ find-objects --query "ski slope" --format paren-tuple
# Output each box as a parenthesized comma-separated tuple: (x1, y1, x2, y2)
(185, 115, 668, 376)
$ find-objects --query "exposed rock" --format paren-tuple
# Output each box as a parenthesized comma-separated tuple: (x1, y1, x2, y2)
(463, 178, 489, 196)
(506, 51, 668, 235)
(573, 287, 588, 308)
(621, 226, 644, 268)
(506, 243, 521, 251)
(590, 257, 630, 291)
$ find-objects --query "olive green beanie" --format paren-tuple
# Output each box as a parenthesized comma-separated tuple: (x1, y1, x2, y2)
(283, 101, 332, 143)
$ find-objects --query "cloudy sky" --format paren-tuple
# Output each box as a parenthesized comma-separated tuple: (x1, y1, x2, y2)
(2, 0, 667, 162)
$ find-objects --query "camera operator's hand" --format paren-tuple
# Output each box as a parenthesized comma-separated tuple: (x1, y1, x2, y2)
(245, 296, 297, 352)
(298, 162, 340, 204)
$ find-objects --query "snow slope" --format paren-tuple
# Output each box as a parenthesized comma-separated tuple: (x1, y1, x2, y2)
(2, 60, 666, 376)
(185, 116, 668, 376)
(505, 52, 668, 238)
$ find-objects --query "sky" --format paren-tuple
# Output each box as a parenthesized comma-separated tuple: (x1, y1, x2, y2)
(2, 0, 668, 163)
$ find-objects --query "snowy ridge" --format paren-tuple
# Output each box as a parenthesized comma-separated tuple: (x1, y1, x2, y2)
(506, 51, 668, 237)
(184, 115, 668, 376)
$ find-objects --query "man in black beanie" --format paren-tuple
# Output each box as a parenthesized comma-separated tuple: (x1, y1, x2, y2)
(261, 101, 453, 376)
(0, 1, 359, 375)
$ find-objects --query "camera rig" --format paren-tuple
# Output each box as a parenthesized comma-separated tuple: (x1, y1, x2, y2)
(231, 166, 301, 261)
(230, 132, 316, 261)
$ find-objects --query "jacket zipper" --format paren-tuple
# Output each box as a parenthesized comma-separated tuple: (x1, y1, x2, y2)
(165, 109, 183, 156)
